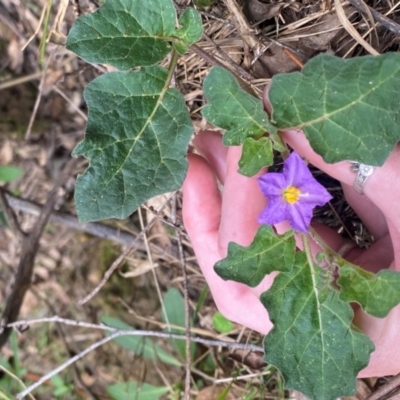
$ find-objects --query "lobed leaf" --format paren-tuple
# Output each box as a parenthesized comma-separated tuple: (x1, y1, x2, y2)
(66, 0, 175, 69)
(214, 226, 295, 287)
(202, 67, 277, 147)
(338, 264, 400, 318)
(173, 8, 203, 54)
(238, 137, 273, 176)
(270, 53, 400, 165)
(72, 66, 193, 222)
(261, 252, 374, 400)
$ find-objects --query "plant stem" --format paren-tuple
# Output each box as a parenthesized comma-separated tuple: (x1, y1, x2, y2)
(308, 227, 359, 270)
(165, 49, 180, 89)
(275, 133, 289, 157)
(302, 233, 314, 271)
(39, 0, 53, 67)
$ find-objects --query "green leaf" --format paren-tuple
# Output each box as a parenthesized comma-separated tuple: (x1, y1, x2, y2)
(260, 252, 374, 400)
(0, 212, 7, 227)
(51, 375, 73, 397)
(193, 0, 216, 6)
(338, 264, 400, 318)
(107, 381, 169, 400)
(0, 166, 23, 183)
(66, 0, 176, 69)
(0, 391, 12, 400)
(72, 66, 193, 222)
(198, 353, 216, 375)
(202, 67, 277, 146)
(162, 288, 196, 360)
(101, 316, 182, 367)
(214, 226, 295, 287)
(270, 53, 400, 165)
(212, 311, 234, 333)
(173, 8, 203, 55)
(238, 137, 273, 176)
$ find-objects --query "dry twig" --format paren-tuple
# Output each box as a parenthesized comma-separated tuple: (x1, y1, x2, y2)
(347, 0, 400, 36)
(171, 195, 191, 399)
(334, 0, 379, 55)
(366, 374, 400, 400)
(25, 54, 54, 139)
(0, 158, 78, 349)
(3, 191, 137, 246)
(77, 239, 143, 305)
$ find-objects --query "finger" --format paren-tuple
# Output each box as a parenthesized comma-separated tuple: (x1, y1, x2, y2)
(354, 220, 400, 378)
(387, 218, 400, 270)
(353, 266, 400, 378)
(182, 154, 221, 245)
(218, 146, 267, 255)
(182, 153, 271, 333)
(356, 305, 400, 378)
(353, 221, 400, 378)
(193, 131, 228, 184)
(349, 233, 393, 273)
(341, 183, 388, 240)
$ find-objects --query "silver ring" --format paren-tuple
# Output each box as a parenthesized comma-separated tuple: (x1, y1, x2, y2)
(349, 161, 374, 195)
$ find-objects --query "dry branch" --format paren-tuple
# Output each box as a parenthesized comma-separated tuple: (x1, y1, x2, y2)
(0, 158, 78, 349)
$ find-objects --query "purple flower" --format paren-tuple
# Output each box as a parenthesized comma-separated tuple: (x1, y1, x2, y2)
(257, 152, 332, 233)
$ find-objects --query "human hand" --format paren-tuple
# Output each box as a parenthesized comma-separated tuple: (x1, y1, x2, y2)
(182, 116, 400, 377)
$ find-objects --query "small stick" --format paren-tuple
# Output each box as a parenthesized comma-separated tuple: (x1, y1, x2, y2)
(52, 85, 87, 120)
(202, 33, 256, 83)
(138, 208, 171, 329)
(171, 194, 191, 399)
(365, 374, 400, 400)
(0, 72, 44, 91)
(0, 363, 37, 400)
(334, 0, 379, 55)
(3, 191, 137, 247)
(77, 238, 144, 305)
(25, 53, 55, 139)
(347, 0, 400, 36)
(283, 48, 304, 68)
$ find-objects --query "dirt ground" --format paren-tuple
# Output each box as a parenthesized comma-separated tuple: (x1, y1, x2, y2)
(0, 0, 399, 398)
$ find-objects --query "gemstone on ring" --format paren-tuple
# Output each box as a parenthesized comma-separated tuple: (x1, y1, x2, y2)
(349, 161, 374, 195)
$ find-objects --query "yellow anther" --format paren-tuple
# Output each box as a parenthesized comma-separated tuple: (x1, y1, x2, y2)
(283, 186, 301, 204)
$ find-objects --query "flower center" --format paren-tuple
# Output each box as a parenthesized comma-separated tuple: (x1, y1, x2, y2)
(283, 186, 301, 204)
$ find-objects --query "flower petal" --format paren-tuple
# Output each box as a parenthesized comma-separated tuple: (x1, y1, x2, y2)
(298, 179, 332, 206)
(283, 152, 314, 187)
(258, 196, 289, 226)
(258, 172, 287, 198)
(288, 202, 314, 233)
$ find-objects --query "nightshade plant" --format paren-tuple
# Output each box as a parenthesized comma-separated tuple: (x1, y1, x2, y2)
(66, 1, 400, 399)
